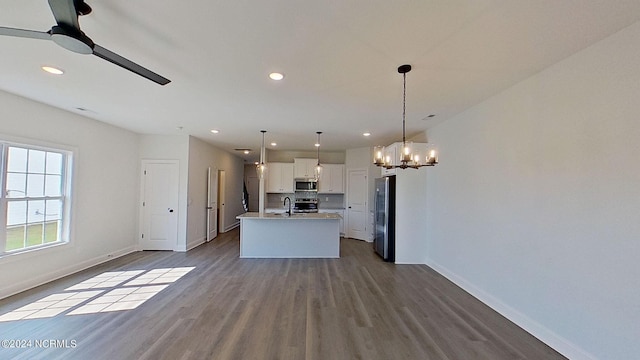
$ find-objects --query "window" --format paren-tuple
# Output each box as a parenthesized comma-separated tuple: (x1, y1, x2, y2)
(1, 142, 72, 255)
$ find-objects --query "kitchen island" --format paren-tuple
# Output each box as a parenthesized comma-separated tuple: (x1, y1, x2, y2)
(236, 212, 341, 258)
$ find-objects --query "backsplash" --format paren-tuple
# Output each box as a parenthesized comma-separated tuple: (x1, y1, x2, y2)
(266, 193, 294, 209)
(266, 193, 344, 209)
(316, 194, 345, 209)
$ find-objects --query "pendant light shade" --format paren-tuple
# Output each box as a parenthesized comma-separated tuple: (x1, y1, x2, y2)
(314, 131, 323, 179)
(256, 130, 267, 179)
(373, 65, 439, 169)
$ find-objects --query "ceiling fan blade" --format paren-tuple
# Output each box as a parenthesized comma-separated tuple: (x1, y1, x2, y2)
(48, 0, 80, 30)
(0, 27, 51, 40)
(92, 44, 171, 85)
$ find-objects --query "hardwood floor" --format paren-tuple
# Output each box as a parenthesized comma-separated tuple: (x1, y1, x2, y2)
(0, 229, 565, 360)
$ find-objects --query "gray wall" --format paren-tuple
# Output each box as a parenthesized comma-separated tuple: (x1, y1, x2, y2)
(187, 136, 245, 248)
(425, 21, 640, 360)
(266, 149, 345, 163)
(0, 91, 139, 299)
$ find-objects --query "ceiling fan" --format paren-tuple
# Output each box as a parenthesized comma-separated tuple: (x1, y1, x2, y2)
(0, 0, 170, 85)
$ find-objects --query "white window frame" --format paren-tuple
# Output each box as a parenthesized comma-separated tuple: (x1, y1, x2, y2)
(0, 140, 73, 257)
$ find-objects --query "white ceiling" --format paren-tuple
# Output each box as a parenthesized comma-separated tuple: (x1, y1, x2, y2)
(1, 0, 639, 163)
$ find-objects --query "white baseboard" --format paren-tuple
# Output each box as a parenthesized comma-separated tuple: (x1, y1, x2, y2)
(425, 259, 596, 360)
(185, 236, 206, 251)
(223, 221, 239, 233)
(0, 246, 137, 300)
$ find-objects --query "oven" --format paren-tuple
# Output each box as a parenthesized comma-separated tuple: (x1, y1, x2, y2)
(293, 199, 318, 213)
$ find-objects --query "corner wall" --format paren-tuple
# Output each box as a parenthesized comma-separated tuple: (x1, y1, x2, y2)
(186, 136, 245, 250)
(425, 22, 640, 359)
(0, 91, 139, 299)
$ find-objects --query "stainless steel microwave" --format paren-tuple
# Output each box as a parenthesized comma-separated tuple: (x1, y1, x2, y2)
(295, 179, 318, 191)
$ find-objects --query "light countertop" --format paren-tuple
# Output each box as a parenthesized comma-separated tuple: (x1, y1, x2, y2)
(237, 212, 341, 220)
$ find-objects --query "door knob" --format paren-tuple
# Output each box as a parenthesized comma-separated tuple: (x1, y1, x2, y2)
(168, 209, 174, 213)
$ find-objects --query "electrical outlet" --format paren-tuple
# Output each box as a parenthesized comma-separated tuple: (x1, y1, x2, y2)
(280, 196, 284, 201)
(325, 197, 329, 201)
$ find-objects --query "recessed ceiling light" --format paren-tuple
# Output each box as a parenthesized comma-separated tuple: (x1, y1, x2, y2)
(254, 161, 259, 165)
(270, 142, 277, 146)
(210, 129, 220, 134)
(243, 150, 250, 154)
(269, 72, 284, 81)
(315, 143, 320, 147)
(363, 132, 371, 137)
(42, 66, 64, 75)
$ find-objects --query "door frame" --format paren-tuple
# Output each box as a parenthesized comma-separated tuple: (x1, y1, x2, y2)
(346, 168, 369, 241)
(138, 159, 179, 251)
(206, 167, 218, 242)
(218, 169, 226, 233)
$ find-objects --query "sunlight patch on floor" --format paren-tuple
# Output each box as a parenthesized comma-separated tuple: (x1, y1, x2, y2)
(0, 290, 104, 322)
(124, 267, 194, 286)
(67, 285, 169, 315)
(64, 270, 145, 290)
(0, 267, 195, 322)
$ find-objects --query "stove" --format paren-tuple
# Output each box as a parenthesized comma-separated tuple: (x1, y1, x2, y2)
(293, 199, 318, 213)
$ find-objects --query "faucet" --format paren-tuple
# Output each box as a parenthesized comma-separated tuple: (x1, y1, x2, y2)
(284, 197, 292, 216)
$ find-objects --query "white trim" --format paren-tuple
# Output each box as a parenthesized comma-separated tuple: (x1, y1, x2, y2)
(0, 132, 77, 153)
(0, 137, 75, 257)
(425, 258, 597, 360)
(138, 159, 180, 251)
(345, 168, 369, 241)
(223, 220, 239, 233)
(185, 236, 206, 252)
(0, 246, 137, 300)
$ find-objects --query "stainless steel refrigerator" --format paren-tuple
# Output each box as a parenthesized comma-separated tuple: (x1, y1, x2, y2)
(374, 176, 395, 262)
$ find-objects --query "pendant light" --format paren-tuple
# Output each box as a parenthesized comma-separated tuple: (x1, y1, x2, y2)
(373, 65, 438, 169)
(256, 130, 267, 179)
(314, 131, 323, 179)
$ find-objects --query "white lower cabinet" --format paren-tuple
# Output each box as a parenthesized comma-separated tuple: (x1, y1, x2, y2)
(319, 209, 344, 235)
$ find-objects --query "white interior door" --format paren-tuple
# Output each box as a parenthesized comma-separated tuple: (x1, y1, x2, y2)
(218, 169, 226, 233)
(140, 161, 179, 250)
(206, 167, 218, 242)
(347, 169, 368, 240)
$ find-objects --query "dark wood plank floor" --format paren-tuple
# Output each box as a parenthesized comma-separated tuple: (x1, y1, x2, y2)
(0, 229, 565, 360)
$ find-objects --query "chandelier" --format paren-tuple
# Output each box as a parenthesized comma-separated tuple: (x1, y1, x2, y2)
(373, 65, 438, 169)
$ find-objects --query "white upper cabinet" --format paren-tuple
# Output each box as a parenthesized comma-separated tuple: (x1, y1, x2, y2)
(318, 164, 344, 193)
(294, 158, 317, 179)
(266, 163, 294, 193)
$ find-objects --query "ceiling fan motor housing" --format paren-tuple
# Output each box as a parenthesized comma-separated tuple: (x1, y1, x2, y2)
(0, 0, 170, 84)
(50, 25, 94, 54)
